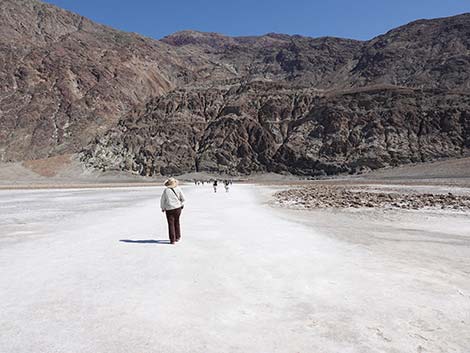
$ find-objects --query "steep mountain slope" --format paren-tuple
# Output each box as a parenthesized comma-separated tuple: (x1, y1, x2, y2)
(161, 31, 363, 89)
(350, 14, 470, 90)
(1, 0, 469, 175)
(0, 0, 207, 161)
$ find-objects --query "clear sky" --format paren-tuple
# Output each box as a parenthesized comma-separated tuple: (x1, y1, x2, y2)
(43, 0, 469, 40)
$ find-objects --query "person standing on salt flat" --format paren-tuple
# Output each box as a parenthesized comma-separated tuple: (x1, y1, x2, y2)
(224, 180, 230, 192)
(213, 180, 218, 193)
(160, 178, 185, 244)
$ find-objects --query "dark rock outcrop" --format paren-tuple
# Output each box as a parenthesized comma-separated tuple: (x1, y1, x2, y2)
(82, 83, 470, 175)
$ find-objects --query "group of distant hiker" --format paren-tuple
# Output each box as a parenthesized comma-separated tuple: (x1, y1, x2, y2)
(160, 178, 235, 244)
(193, 178, 233, 193)
(211, 179, 233, 193)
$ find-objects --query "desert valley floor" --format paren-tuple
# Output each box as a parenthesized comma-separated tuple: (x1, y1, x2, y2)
(0, 184, 469, 353)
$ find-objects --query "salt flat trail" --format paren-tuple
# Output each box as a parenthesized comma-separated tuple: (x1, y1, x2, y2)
(0, 185, 468, 353)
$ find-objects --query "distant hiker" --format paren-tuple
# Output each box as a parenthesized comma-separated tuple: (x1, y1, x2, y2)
(224, 180, 230, 192)
(213, 180, 218, 193)
(160, 178, 185, 244)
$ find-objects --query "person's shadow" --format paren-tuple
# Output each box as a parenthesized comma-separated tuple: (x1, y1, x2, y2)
(120, 239, 171, 245)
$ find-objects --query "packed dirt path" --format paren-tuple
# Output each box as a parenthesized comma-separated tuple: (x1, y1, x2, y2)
(0, 185, 469, 353)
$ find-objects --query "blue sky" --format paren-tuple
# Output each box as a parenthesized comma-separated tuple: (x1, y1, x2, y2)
(43, 0, 469, 40)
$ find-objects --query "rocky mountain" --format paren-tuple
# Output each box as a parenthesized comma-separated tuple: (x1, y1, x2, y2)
(82, 82, 470, 175)
(349, 14, 470, 90)
(161, 30, 363, 89)
(1, 0, 469, 175)
(0, 0, 212, 161)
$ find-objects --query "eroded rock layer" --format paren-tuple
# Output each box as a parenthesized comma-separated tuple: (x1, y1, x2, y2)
(82, 83, 470, 175)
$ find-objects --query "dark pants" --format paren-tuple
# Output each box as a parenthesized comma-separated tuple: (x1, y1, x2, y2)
(165, 207, 182, 243)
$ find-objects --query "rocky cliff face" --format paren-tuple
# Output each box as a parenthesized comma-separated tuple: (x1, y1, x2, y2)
(1, 0, 470, 175)
(82, 83, 470, 175)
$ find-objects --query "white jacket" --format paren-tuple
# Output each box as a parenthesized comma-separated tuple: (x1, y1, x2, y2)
(160, 187, 186, 211)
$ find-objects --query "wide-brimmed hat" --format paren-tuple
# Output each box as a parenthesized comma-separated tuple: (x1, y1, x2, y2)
(164, 177, 178, 188)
